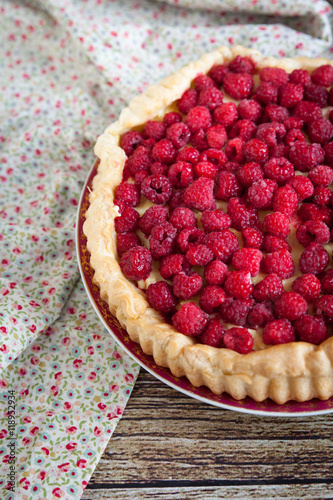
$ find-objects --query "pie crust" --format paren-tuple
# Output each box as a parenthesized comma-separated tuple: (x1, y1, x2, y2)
(84, 45, 333, 404)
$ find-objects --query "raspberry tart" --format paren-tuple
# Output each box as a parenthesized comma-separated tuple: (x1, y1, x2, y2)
(84, 46, 333, 404)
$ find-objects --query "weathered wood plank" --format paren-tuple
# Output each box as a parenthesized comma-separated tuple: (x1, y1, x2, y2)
(82, 483, 333, 500)
(86, 369, 333, 489)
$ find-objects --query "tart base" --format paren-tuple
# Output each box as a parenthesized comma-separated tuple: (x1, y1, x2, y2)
(84, 45, 333, 404)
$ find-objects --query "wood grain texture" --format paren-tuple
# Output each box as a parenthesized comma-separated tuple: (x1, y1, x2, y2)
(83, 369, 333, 498)
(82, 484, 333, 500)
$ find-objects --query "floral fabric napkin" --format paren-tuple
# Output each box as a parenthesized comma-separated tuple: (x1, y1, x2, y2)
(0, 0, 333, 499)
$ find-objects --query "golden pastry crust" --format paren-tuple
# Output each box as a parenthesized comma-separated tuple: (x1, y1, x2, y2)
(84, 45, 333, 404)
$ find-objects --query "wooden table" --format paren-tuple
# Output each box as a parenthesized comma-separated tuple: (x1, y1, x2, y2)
(82, 369, 333, 499)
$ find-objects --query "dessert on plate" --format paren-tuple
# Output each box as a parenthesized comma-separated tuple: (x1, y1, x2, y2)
(84, 45, 333, 404)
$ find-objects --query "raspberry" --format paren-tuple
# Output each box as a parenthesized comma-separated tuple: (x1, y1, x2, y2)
(163, 112, 182, 126)
(177, 88, 198, 114)
(127, 146, 152, 176)
(296, 220, 330, 247)
(208, 64, 229, 85)
(115, 206, 140, 233)
(308, 119, 333, 145)
(263, 157, 294, 185)
(172, 302, 208, 336)
(272, 186, 298, 217)
(201, 209, 232, 233)
(225, 137, 245, 163)
(279, 83, 303, 108)
(324, 142, 333, 166)
(194, 74, 216, 91)
(225, 161, 241, 172)
(169, 207, 197, 231)
(297, 203, 322, 222)
(186, 244, 213, 266)
(144, 120, 166, 141)
(206, 125, 227, 148)
(115, 182, 140, 207)
(227, 197, 259, 230)
(166, 122, 191, 149)
(284, 128, 306, 147)
(283, 116, 304, 130)
(253, 274, 283, 303)
(138, 206, 168, 236)
(204, 229, 239, 262)
(262, 319, 296, 345)
(293, 100, 322, 123)
(177, 147, 200, 165)
(220, 297, 254, 326)
(321, 269, 333, 294)
(313, 187, 332, 206)
(292, 273, 321, 303)
(193, 161, 218, 179)
(311, 64, 333, 87)
(134, 170, 149, 186)
(262, 235, 291, 253)
(314, 295, 333, 321)
(173, 272, 203, 299)
(263, 104, 290, 123)
(146, 281, 177, 313)
(185, 106, 212, 133)
(184, 177, 215, 212)
(294, 315, 329, 345)
(237, 162, 264, 188)
(260, 67, 289, 86)
(121, 130, 144, 157)
(159, 253, 190, 279)
(204, 260, 228, 285)
(198, 87, 223, 110)
(308, 165, 333, 187)
(275, 291, 308, 321)
(214, 102, 238, 128)
(201, 319, 226, 347)
(299, 242, 329, 275)
(141, 174, 172, 204)
(254, 82, 278, 105)
(262, 250, 295, 279)
(169, 189, 185, 212)
(256, 122, 286, 148)
(237, 99, 262, 122)
(223, 327, 253, 354)
(269, 143, 290, 159)
(116, 233, 141, 258)
(199, 285, 226, 313)
(304, 84, 328, 108)
(223, 72, 254, 100)
(149, 222, 177, 259)
(229, 120, 257, 141)
(289, 69, 311, 87)
(119, 246, 152, 281)
(287, 175, 314, 201)
(231, 248, 263, 277)
(141, 138, 155, 150)
(244, 139, 269, 164)
(177, 227, 205, 253)
(248, 179, 277, 209)
(241, 227, 264, 249)
(199, 149, 228, 170)
(247, 301, 275, 328)
(150, 161, 168, 176)
(168, 161, 194, 188)
(224, 270, 253, 299)
(152, 139, 177, 165)
(215, 171, 242, 201)
(191, 129, 209, 152)
(264, 212, 290, 238)
(229, 55, 255, 74)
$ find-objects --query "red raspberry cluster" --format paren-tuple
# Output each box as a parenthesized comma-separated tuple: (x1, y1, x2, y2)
(115, 55, 333, 353)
